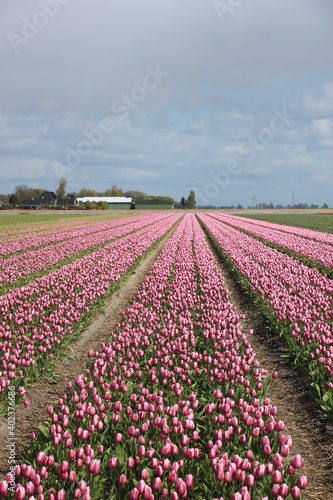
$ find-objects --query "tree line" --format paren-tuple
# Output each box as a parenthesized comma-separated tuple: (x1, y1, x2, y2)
(0, 178, 196, 209)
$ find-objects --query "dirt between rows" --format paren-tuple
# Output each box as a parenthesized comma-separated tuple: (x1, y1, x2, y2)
(205, 236, 333, 500)
(0, 228, 176, 480)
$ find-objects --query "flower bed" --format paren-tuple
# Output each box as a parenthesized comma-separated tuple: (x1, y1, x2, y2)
(0, 214, 173, 294)
(211, 213, 333, 274)
(0, 214, 181, 414)
(198, 213, 333, 418)
(0, 215, 306, 499)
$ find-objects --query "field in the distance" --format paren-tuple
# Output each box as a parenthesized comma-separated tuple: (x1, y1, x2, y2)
(0, 211, 134, 228)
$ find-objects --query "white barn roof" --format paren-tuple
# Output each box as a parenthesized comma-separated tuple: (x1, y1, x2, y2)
(77, 197, 132, 203)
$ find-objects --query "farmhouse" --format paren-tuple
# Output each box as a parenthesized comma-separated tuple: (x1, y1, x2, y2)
(76, 196, 132, 210)
(21, 191, 78, 209)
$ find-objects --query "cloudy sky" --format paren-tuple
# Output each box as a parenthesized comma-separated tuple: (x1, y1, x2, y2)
(1, 0, 332, 207)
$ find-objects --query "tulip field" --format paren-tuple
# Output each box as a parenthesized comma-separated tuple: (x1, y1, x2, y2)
(198, 213, 333, 418)
(207, 213, 333, 276)
(0, 213, 180, 414)
(0, 213, 312, 499)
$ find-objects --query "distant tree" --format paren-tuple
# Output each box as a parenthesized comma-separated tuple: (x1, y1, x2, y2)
(9, 193, 19, 205)
(97, 201, 108, 210)
(0, 194, 10, 204)
(104, 185, 124, 197)
(84, 201, 97, 210)
(78, 188, 98, 197)
(124, 190, 148, 201)
(322, 203, 328, 209)
(237, 204, 243, 209)
(180, 197, 186, 209)
(149, 195, 175, 203)
(15, 185, 44, 202)
(187, 190, 196, 209)
(56, 177, 67, 200)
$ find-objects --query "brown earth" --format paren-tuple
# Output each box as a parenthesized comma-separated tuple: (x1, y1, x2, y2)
(0, 226, 177, 480)
(205, 235, 333, 500)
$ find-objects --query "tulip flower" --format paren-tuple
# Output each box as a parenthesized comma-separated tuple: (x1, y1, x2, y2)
(107, 457, 117, 470)
(0, 214, 308, 499)
(0, 481, 8, 496)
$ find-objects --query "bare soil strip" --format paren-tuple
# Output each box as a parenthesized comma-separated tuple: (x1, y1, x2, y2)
(0, 227, 176, 479)
(205, 234, 333, 500)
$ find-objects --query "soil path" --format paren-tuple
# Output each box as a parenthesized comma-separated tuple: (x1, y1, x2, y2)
(206, 234, 333, 499)
(0, 228, 175, 479)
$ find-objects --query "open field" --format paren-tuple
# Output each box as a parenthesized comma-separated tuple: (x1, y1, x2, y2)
(1, 212, 333, 499)
(237, 213, 333, 234)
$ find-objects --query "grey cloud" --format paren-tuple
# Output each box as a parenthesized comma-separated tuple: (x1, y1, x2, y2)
(0, 0, 332, 206)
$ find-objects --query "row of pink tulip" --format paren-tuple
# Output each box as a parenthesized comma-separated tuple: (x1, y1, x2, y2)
(0, 214, 172, 294)
(0, 217, 102, 251)
(0, 215, 306, 498)
(220, 214, 333, 246)
(0, 216, 141, 259)
(198, 214, 333, 409)
(0, 214, 181, 411)
(210, 213, 333, 271)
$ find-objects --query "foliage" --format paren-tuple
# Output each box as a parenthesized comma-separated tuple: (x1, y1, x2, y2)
(9, 194, 19, 205)
(149, 195, 175, 203)
(179, 191, 196, 209)
(104, 185, 124, 197)
(187, 190, 196, 209)
(14, 185, 44, 202)
(78, 188, 99, 197)
(124, 190, 148, 201)
(55, 178, 67, 200)
(0, 193, 10, 204)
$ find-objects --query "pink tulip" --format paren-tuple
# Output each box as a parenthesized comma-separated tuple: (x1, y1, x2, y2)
(296, 476, 308, 490)
(152, 477, 162, 491)
(56, 489, 65, 500)
(14, 484, 25, 500)
(291, 486, 301, 498)
(290, 454, 303, 470)
(118, 474, 126, 486)
(0, 481, 8, 496)
(107, 457, 117, 470)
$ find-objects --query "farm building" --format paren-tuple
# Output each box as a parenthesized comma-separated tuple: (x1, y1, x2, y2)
(21, 191, 57, 209)
(21, 191, 79, 209)
(76, 197, 132, 210)
(133, 199, 175, 210)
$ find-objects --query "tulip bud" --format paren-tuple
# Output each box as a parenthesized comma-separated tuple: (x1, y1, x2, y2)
(118, 474, 126, 486)
(0, 481, 8, 496)
(290, 454, 303, 470)
(107, 457, 117, 470)
(296, 475, 308, 490)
